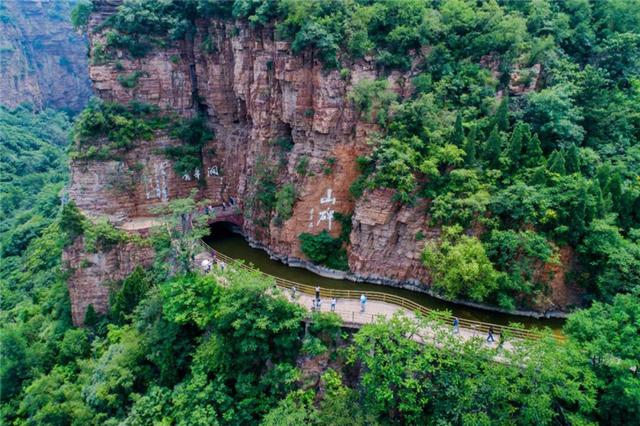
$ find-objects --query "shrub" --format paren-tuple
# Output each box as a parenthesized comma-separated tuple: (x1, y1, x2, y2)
(164, 115, 213, 178)
(299, 230, 349, 271)
(422, 226, 500, 302)
(323, 157, 336, 175)
(109, 266, 151, 323)
(70, 0, 92, 30)
(83, 218, 129, 253)
(272, 136, 294, 152)
(59, 201, 85, 243)
(295, 156, 310, 176)
(71, 100, 165, 161)
(275, 183, 296, 222)
(117, 70, 147, 88)
(348, 79, 398, 125)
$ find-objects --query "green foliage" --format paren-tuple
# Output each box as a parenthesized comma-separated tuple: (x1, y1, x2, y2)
(250, 161, 278, 220)
(423, 226, 500, 302)
(452, 113, 464, 147)
(506, 121, 527, 169)
(483, 125, 503, 169)
(272, 135, 293, 152)
(484, 229, 555, 309)
(0, 107, 70, 255)
(83, 304, 99, 328)
(71, 99, 165, 161)
(160, 273, 221, 328)
(547, 149, 567, 175)
(333, 211, 352, 243)
(70, 0, 93, 30)
(98, 0, 232, 57)
(565, 292, 640, 424)
(150, 191, 213, 276)
(347, 314, 596, 425)
(525, 85, 585, 150)
(463, 124, 477, 166)
(566, 143, 581, 174)
(116, 70, 147, 88)
(110, 267, 151, 324)
(59, 201, 85, 244)
(164, 115, 213, 177)
(295, 155, 309, 176)
(83, 218, 129, 253)
(275, 183, 296, 222)
(299, 230, 349, 271)
(348, 78, 398, 125)
(494, 95, 509, 131)
(524, 132, 544, 167)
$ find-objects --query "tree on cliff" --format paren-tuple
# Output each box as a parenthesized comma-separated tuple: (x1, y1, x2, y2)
(150, 190, 213, 276)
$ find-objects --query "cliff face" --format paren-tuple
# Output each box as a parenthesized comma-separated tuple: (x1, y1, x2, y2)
(66, 0, 575, 324)
(0, 0, 91, 111)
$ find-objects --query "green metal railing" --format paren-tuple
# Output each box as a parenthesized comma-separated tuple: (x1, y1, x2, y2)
(199, 240, 564, 342)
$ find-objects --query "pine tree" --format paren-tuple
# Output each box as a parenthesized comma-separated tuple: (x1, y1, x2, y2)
(530, 166, 548, 186)
(568, 184, 588, 243)
(507, 122, 525, 169)
(452, 113, 464, 147)
(524, 133, 544, 167)
(464, 125, 477, 166)
(565, 143, 581, 174)
(483, 125, 503, 169)
(495, 95, 509, 131)
(596, 165, 611, 190)
(589, 181, 606, 219)
(606, 171, 623, 211)
(547, 150, 566, 175)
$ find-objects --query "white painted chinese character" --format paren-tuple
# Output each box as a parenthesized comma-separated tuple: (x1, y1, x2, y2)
(208, 166, 219, 176)
(194, 168, 200, 180)
(320, 188, 336, 205)
(317, 208, 334, 230)
(308, 208, 314, 228)
(182, 173, 191, 181)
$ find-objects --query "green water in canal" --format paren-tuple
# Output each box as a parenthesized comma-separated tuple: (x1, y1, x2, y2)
(204, 224, 565, 334)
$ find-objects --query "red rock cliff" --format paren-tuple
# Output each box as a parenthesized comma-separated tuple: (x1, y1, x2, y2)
(66, 0, 576, 324)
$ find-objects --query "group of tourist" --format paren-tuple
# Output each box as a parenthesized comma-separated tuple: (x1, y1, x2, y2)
(452, 316, 497, 343)
(309, 285, 368, 315)
(201, 250, 225, 274)
(201, 197, 239, 216)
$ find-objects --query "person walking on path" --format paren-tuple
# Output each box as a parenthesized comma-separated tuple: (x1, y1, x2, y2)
(330, 297, 337, 312)
(360, 293, 367, 313)
(290, 286, 297, 301)
(453, 317, 459, 334)
(487, 326, 495, 343)
(201, 259, 211, 273)
(315, 286, 320, 301)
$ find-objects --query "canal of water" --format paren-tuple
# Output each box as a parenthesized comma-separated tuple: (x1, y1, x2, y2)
(203, 224, 565, 335)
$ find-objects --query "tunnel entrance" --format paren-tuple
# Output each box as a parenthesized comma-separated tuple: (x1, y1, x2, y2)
(208, 221, 242, 240)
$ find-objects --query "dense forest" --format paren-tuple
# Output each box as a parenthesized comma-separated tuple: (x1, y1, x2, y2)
(1, 0, 640, 424)
(0, 106, 638, 423)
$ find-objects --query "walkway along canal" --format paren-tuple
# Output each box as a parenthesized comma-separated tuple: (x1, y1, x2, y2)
(202, 226, 565, 341)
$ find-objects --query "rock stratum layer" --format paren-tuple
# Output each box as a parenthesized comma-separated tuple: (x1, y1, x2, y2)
(0, 0, 91, 111)
(66, 0, 577, 324)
